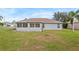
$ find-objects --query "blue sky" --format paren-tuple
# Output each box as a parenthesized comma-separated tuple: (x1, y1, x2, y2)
(0, 8, 79, 22)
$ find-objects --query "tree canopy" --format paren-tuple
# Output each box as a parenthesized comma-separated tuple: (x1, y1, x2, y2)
(53, 10, 79, 28)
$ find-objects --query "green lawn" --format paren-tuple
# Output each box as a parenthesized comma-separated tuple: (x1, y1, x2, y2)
(0, 26, 79, 51)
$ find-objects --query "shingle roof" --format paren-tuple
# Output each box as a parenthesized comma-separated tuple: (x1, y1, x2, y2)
(17, 18, 62, 23)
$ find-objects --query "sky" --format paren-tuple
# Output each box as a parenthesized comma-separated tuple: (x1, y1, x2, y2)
(0, 8, 79, 22)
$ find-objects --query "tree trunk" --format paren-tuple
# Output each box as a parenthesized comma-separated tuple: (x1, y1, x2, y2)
(72, 18, 75, 32)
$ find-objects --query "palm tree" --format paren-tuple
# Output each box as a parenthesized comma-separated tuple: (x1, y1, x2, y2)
(68, 10, 79, 32)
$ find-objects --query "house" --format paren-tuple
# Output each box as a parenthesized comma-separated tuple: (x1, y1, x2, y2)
(4, 22, 12, 27)
(16, 18, 63, 31)
(4, 22, 16, 29)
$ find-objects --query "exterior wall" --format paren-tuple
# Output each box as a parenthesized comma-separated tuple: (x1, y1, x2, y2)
(43, 23, 62, 30)
(16, 23, 62, 32)
(16, 28, 42, 32)
(16, 23, 42, 32)
(68, 24, 72, 29)
(68, 23, 79, 29)
(16, 27, 29, 32)
(29, 23, 42, 31)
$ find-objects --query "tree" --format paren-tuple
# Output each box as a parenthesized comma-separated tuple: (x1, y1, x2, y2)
(68, 10, 79, 32)
(53, 12, 60, 21)
(53, 12, 69, 28)
(0, 16, 4, 26)
(12, 20, 16, 24)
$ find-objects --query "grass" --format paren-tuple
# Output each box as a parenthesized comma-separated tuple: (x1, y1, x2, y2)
(0, 26, 79, 51)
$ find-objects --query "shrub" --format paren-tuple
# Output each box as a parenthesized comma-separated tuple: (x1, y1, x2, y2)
(0, 22, 3, 26)
(62, 23, 68, 28)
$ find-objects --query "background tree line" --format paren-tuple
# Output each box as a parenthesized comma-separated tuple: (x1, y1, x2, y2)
(53, 10, 79, 29)
(0, 16, 4, 26)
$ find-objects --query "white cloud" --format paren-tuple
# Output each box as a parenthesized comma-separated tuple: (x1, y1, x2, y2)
(0, 9, 54, 22)
(0, 8, 31, 22)
(0, 8, 17, 22)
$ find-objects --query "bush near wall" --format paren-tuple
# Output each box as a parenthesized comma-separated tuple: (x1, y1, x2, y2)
(0, 22, 3, 26)
(62, 23, 68, 29)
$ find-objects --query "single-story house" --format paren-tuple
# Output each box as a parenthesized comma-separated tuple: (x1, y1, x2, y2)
(16, 18, 63, 31)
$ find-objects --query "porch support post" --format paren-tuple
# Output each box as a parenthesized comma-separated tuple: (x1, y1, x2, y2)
(40, 23, 43, 32)
(21, 23, 23, 27)
(28, 23, 30, 28)
(28, 22, 30, 31)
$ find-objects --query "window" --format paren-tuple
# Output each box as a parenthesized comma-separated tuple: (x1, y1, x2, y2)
(17, 23, 22, 27)
(35, 23, 40, 27)
(57, 24, 60, 28)
(30, 23, 34, 27)
(23, 23, 28, 27)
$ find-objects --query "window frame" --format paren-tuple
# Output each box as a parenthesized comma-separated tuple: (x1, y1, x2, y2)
(35, 23, 40, 28)
(23, 23, 28, 27)
(30, 23, 34, 27)
(17, 23, 22, 27)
